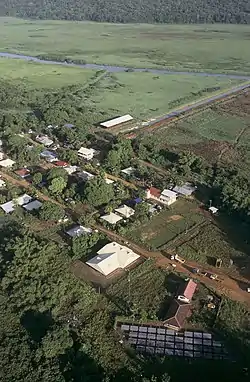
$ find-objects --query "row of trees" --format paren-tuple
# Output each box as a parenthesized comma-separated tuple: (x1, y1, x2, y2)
(2, 0, 250, 24)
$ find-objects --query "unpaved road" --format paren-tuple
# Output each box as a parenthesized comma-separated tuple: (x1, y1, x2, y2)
(2, 169, 250, 309)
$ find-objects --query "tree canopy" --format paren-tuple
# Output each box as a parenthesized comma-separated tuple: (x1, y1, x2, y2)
(2, 0, 250, 24)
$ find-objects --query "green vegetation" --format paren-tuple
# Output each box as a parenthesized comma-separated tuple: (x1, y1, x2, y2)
(0, 19, 250, 73)
(0, 57, 95, 88)
(1, 1, 249, 24)
(107, 259, 171, 320)
(90, 73, 243, 119)
(127, 199, 205, 249)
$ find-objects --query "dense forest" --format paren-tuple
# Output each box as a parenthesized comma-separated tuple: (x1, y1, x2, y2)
(1, 0, 250, 24)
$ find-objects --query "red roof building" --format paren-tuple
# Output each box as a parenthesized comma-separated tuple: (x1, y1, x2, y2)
(177, 279, 197, 303)
(163, 300, 192, 331)
(54, 161, 68, 167)
(15, 168, 30, 178)
(148, 187, 161, 198)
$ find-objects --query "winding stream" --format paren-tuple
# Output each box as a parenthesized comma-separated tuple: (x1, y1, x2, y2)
(0, 52, 249, 79)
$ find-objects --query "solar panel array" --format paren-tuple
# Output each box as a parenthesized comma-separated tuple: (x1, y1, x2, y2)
(119, 323, 228, 360)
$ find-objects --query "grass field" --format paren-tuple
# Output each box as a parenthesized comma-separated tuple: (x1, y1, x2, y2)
(0, 57, 95, 88)
(128, 199, 205, 249)
(90, 73, 244, 119)
(141, 93, 250, 166)
(0, 58, 244, 120)
(0, 18, 250, 74)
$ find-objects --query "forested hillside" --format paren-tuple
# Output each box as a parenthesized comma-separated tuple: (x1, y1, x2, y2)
(1, 0, 250, 24)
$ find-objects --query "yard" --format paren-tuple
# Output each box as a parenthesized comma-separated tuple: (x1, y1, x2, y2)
(176, 218, 250, 275)
(106, 259, 177, 320)
(1, 18, 250, 74)
(128, 199, 205, 249)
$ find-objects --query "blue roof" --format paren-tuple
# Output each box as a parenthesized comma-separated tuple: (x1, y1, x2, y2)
(134, 197, 142, 204)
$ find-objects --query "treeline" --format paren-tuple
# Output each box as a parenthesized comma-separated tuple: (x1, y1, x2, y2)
(1, 0, 250, 24)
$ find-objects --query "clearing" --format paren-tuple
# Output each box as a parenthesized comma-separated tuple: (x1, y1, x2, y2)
(127, 199, 205, 249)
(139, 92, 250, 171)
(0, 18, 250, 74)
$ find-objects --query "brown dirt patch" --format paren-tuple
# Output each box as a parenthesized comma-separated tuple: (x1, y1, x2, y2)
(217, 92, 250, 118)
(169, 214, 183, 221)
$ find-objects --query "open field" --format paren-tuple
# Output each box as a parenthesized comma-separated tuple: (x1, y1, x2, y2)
(0, 18, 250, 74)
(140, 92, 250, 169)
(89, 73, 244, 119)
(0, 58, 244, 120)
(128, 199, 205, 249)
(0, 57, 95, 88)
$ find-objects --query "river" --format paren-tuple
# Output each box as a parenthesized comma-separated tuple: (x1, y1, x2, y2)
(0, 52, 249, 80)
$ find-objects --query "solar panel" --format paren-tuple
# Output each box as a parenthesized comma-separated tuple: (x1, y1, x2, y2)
(119, 322, 229, 360)
(148, 327, 157, 333)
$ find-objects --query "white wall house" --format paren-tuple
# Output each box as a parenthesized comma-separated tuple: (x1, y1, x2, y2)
(78, 147, 96, 161)
(146, 187, 177, 206)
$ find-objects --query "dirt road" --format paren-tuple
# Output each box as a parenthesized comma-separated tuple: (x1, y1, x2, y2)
(2, 169, 250, 309)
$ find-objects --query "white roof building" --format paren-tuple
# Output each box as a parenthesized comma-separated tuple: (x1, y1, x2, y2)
(78, 147, 96, 160)
(121, 167, 135, 176)
(0, 194, 32, 213)
(23, 200, 43, 211)
(36, 135, 54, 147)
(0, 201, 15, 213)
(64, 165, 78, 175)
(77, 170, 95, 181)
(66, 225, 92, 237)
(0, 158, 15, 168)
(173, 183, 196, 196)
(159, 189, 177, 206)
(0, 152, 4, 161)
(15, 194, 32, 206)
(100, 114, 133, 129)
(100, 212, 123, 225)
(86, 242, 140, 276)
(115, 205, 135, 218)
(209, 206, 218, 214)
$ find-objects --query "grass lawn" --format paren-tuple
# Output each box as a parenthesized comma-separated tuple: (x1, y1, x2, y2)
(0, 18, 250, 74)
(128, 199, 205, 249)
(0, 57, 95, 88)
(89, 72, 243, 119)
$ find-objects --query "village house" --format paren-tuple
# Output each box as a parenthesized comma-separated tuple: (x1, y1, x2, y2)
(66, 225, 92, 237)
(163, 300, 192, 331)
(78, 147, 96, 161)
(15, 168, 30, 179)
(86, 241, 140, 276)
(77, 170, 95, 182)
(23, 200, 43, 211)
(36, 135, 54, 147)
(173, 182, 196, 197)
(177, 279, 197, 303)
(0, 194, 32, 214)
(40, 150, 58, 162)
(146, 187, 177, 206)
(100, 212, 123, 225)
(0, 158, 16, 168)
(121, 167, 135, 177)
(115, 204, 135, 219)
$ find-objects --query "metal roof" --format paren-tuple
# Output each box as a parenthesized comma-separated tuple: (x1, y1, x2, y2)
(23, 200, 43, 211)
(100, 212, 123, 225)
(66, 225, 92, 237)
(100, 114, 133, 128)
(86, 242, 140, 276)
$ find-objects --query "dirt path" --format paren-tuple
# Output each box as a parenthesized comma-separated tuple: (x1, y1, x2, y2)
(2, 169, 250, 309)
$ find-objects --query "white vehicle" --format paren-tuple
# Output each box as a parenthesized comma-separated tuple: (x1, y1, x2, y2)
(170, 254, 186, 264)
